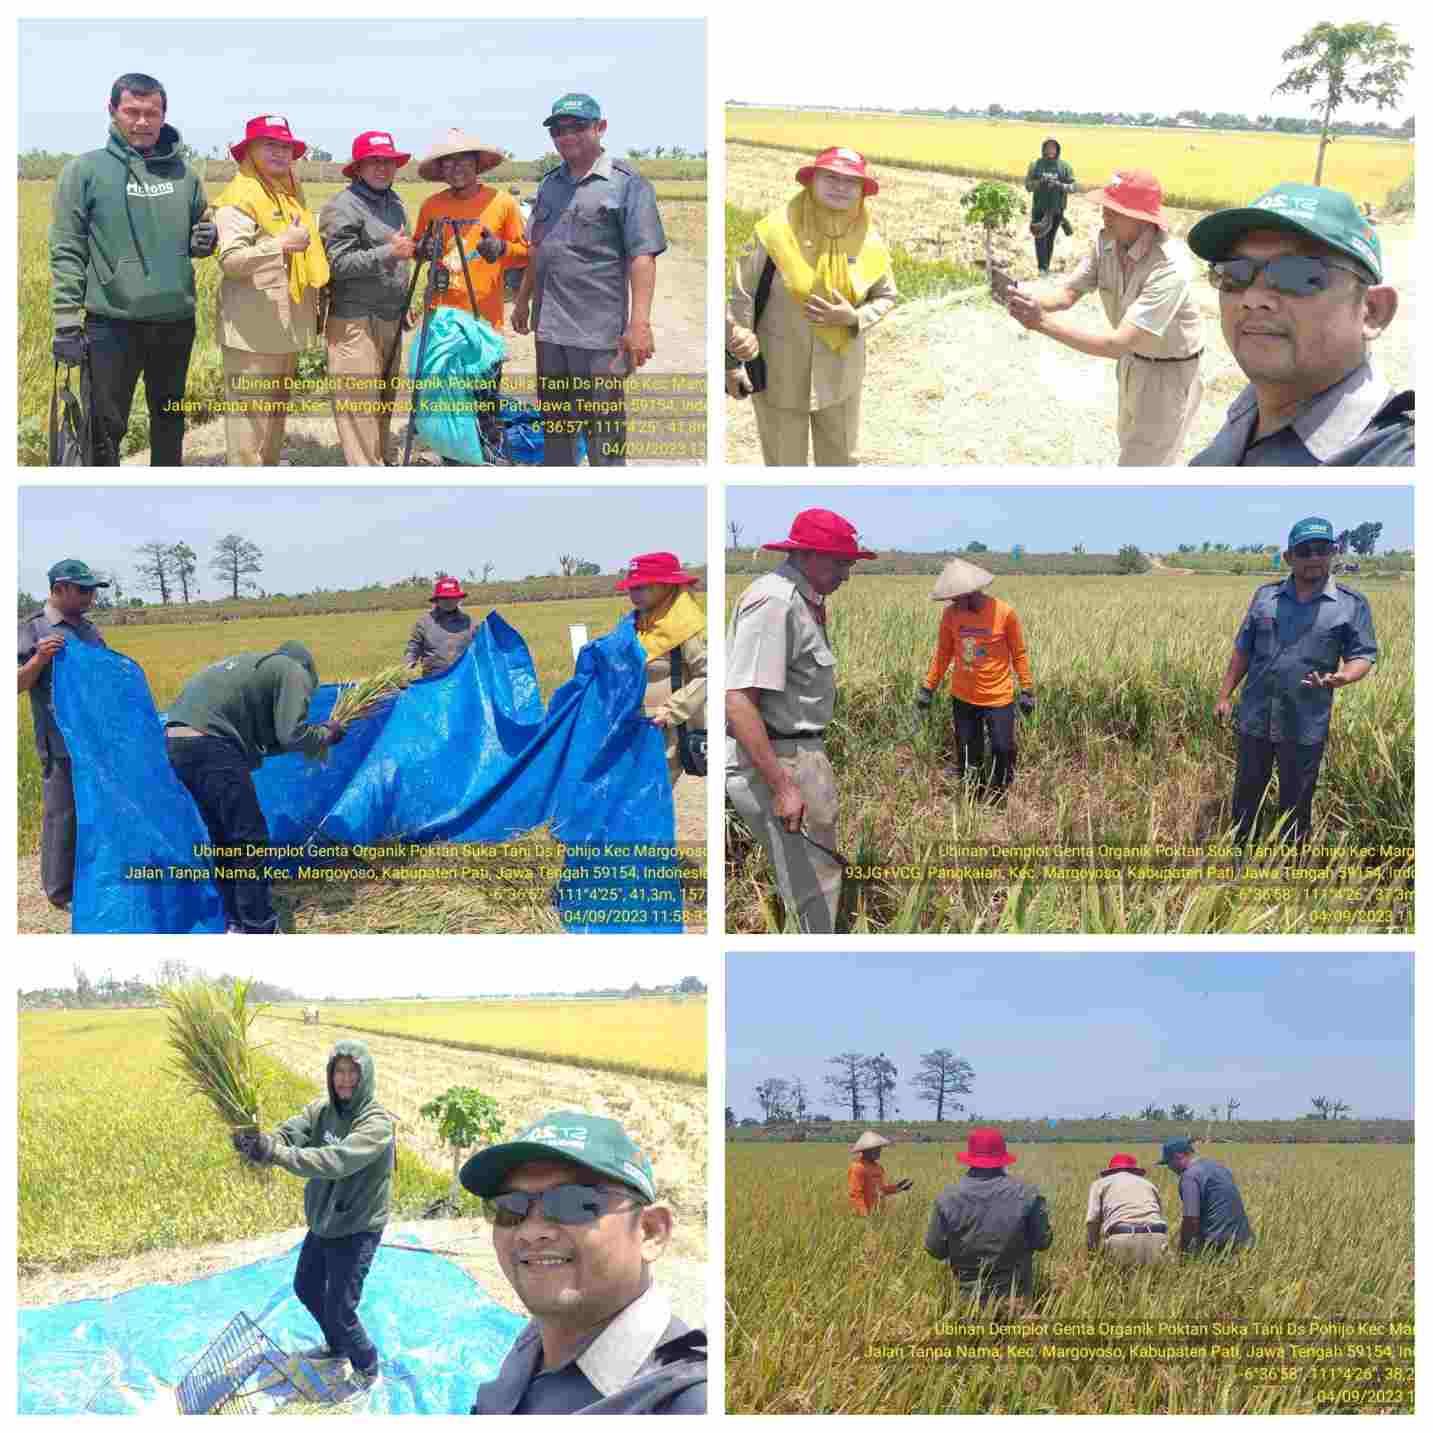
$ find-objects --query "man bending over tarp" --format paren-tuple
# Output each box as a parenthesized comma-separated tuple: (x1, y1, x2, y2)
(163, 641, 346, 933)
(234, 1040, 394, 1401)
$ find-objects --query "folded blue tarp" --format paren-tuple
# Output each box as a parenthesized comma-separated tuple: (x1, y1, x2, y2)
(17, 1233, 526, 1415)
(54, 614, 680, 934)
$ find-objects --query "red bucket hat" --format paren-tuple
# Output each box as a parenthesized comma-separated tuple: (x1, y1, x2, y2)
(343, 130, 412, 180)
(763, 509, 877, 561)
(431, 576, 467, 600)
(796, 146, 878, 197)
(1101, 1152, 1147, 1177)
(614, 552, 698, 591)
(956, 1127, 1017, 1168)
(1092, 169, 1169, 231)
(230, 114, 308, 165)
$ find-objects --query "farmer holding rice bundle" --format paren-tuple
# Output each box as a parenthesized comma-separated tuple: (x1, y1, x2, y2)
(847, 1131, 912, 1216)
(616, 553, 706, 786)
(1085, 1153, 1169, 1265)
(914, 558, 1035, 800)
(164, 641, 344, 933)
(212, 115, 330, 465)
(1024, 137, 1076, 275)
(233, 1040, 394, 1398)
(404, 575, 476, 676)
(727, 147, 897, 465)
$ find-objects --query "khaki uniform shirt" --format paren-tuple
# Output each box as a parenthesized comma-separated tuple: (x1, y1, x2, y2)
(1085, 1171, 1165, 1237)
(215, 206, 319, 354)
(729, 234, 898, 412)
(726, 559, 835, 767)
(644, 632, 707, 728)
(1066, 228, 1203, 360)
(18, 601, 108, 760)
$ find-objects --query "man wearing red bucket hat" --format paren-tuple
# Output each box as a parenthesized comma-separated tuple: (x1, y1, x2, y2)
(1006, 169, 1205, 465)
(726, 509, 875, 932)
(403, 576, 475, 676)
(319, 131, 417, 465)
(924, 1128, 1052, 1304)
(1084, 1153, 1169, 1266)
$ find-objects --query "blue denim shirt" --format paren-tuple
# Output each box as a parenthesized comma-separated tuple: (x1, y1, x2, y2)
(1233, 577, 1377, 745)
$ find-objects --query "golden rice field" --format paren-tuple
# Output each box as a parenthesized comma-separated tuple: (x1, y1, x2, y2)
(726, 572, 1412, 934)
(726, 1140, 1413, 1413)
(726, 109, 1413, 212)
(17, 1009, 456, 1273)
(275, 996, 707, 1084)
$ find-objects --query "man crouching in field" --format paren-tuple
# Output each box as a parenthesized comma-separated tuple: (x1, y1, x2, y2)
(462, 1111, 707, 1413)
(234, 1041, 394, 1399)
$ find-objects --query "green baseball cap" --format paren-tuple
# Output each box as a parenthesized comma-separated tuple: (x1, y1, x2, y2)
(1187, 182, 1382, 283)
(459, 1109, 656, 1203)
(1287, 516, 1335, 549)
(543, 93, 602, 128)
(47, 559, 110, 589)
(1155, 1137, 1195, 1167)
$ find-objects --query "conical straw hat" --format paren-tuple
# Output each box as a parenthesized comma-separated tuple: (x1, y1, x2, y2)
(931, 557, 995, 601)
(850, 1130, 891, 1153)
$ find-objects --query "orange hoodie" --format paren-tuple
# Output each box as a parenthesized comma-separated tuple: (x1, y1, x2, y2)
(923, 596, 1033, 708)
(413, 185, 528, 331)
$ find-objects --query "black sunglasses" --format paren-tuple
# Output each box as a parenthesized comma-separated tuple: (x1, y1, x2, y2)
(1292, 541, 1334, 558)
(484, 1184, 637, 1228)
(1210, 255, 1366, 297)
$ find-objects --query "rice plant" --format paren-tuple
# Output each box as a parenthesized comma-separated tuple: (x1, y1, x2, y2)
(327, 663, 419, 729)
(161, 977, 267, 1130)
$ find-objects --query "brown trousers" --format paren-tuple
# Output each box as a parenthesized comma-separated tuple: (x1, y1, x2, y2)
(327, 315, 402, 466)
(752, 392, 861, 466)
(222, 348, 297, 466)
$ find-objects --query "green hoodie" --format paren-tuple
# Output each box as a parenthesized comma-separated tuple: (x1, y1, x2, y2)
(166, 642, 327, 769)
(49, 121, 209, 331)
(271, 1039, 395, 1239)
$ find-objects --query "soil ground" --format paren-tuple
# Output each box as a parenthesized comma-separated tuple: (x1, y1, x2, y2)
(725, 144, 1414, 465)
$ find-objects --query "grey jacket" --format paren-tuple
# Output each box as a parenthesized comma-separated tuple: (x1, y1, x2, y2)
(404, 609, 476, 675)
(318, 180, 411, 322)
(925, 1172, 1053, 1298)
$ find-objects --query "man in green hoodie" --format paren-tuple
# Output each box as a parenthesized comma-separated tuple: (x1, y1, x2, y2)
(235, 1041, 394, 1397)
(1023, 138, 1075, 275)
(49, 72, 217, 466)
(163, 641, 343, 933)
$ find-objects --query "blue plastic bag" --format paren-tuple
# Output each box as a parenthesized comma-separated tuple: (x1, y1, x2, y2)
(409, 307, 506, 465)
(499, 399, 588, 466)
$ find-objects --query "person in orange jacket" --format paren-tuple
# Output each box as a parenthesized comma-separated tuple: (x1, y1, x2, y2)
(916, 558, 1035, 798)
(848, 1131, 912, 1215)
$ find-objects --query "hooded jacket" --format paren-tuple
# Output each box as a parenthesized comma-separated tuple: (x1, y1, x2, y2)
(165, 641, 327, 768)
(271, 1039, 395, 1239)
(1023, 137, 1074, 232)
(50, 122, 210, 330)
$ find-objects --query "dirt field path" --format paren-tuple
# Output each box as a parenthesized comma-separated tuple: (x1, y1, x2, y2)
(725, 144, 1414, 466)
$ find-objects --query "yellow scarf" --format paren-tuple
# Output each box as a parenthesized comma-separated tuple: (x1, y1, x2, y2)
(755, 189, 892, 355)
(213, 156, 330, 302)
(633, 587, 705, 659)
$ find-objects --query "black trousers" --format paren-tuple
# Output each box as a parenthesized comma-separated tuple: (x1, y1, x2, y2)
(1231, 732, 1326, 844)
(951, 698, 1017, 792)
(165, 734, 277, 932)
(1033, 227, 1057, 272)
(83, 315, 195, 465)
(293, 1230, 382, 1372)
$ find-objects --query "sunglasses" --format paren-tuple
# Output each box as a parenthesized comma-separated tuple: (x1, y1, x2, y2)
(1210, 255, 1367, 296)
(549, 121, 593, 136)
(484, 1184, 637, 1228)
(1292, 541, 1334, 558)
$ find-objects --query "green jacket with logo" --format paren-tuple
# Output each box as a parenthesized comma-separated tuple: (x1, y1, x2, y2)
(50, 122, 209, 330)
(271, 1040, 395, 1239)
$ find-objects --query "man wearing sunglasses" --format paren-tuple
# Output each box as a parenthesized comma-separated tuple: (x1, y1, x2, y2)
(1187, 183, 1409, 466)
(1215, 516, 1377, 845)
(513, 93, 667, 467)
(461, 1111, 706, 1414)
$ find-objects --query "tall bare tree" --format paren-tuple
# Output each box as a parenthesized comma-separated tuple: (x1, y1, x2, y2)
(863, 1052, 899, 1120)
(754, 1077, 792, 1123)
(910, 1048, 975, 1121)
(134, 541, 174, 604)
(824, 1051, 867, 1121)
(210, 534, 263, 600)
(1225, 1097, 1242, 1122)
(728, 519, 745, 549)
(790, 1076, 810, 1124)
(169, 543, 198, 603)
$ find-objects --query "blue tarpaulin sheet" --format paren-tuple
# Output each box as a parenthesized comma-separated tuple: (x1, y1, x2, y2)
(54, 613, 681, 934)
(17, 1233, 527, 1415)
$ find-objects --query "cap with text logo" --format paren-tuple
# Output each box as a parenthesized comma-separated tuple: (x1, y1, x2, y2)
(1287, 516, 1335, 550)
(459, 1109, 656, 1202)
(543, 93, 602, 128)
(1187, 183, 1382, 283)
(47, 559, 110, 589)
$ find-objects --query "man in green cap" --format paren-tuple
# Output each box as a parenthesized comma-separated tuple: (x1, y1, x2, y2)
(1215, 516, 1376, 845)
(1188, 182, 1409, 465)
(460, 1110, 706, 1414)
(1155, 1138, 1253, 1256)
(512, 94, 667, 467)
(163, 641, 345, 932)
(17, 560, 112, 908)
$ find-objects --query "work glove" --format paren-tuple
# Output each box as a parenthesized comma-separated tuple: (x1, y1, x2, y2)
(895, 1178, 914, 1191)
(1018, 692, 1037, 716)
(232, 1130, 273, 1163)
(53, 326, 87, 365)
(475, 227, 507, 263)
(189, 218, 219, 257)
(323, 719, 347, 747)
(915, 686, 934, 712)
(417, 228, 443, 264)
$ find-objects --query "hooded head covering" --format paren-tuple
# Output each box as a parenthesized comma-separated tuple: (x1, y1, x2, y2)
(327, 1038, 376, 1117)
(273, 640, 318, 683)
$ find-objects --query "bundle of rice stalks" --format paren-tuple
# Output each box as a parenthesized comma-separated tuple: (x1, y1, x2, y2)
(162, 977, 266, 1130)
(329, 663, 419, 728)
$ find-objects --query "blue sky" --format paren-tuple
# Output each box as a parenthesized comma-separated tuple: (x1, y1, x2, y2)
(19, 18, 706, 159)
(18, 486, 706, 598)
(726, 952, 1412, 1122)
(726, 486, 1414, 555)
